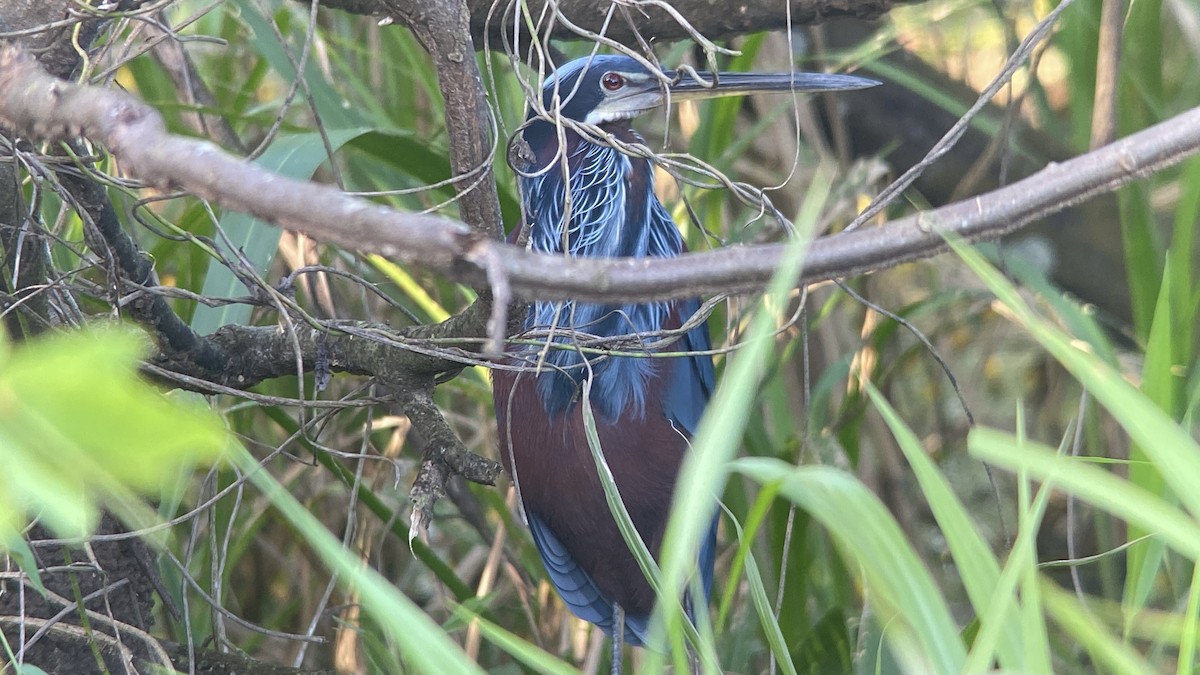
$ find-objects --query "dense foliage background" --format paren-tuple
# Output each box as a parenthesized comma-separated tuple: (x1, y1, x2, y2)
(2, 0, 1199, 673)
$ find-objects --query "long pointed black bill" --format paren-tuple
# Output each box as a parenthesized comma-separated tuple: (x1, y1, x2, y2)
(666, 70, 880, 100)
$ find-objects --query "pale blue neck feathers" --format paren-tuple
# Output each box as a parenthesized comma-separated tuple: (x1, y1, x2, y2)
(521, 135, 681, 420)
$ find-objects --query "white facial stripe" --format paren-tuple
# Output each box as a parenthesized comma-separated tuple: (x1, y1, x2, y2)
(584, 87, 665, 125)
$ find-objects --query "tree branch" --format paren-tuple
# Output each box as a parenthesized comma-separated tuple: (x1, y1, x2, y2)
(397, 377, 504, 535)
(56, 146, 227, 370)
(3, 42, 1199, 307)
(157, 299, 496, 389)
(0, 0, 84, 338)
(385, 0, 504, 240)
(311, 0, 917, 47)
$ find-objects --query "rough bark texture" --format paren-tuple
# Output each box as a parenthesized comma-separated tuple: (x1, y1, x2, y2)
(0, 516, 161, 673)
(0, 0, 78, 336)
(385, 0, 504, 240)
(314, 0, 917, 47)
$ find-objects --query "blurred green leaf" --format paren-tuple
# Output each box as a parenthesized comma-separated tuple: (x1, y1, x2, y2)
(1179, 563, 1200, 675)
(1125, 262, 1176, 628)
(793, 607, 853, 675)
(0, 326, 228, 542)
(969, 431, 1200, 560)
(451, 605, 581, 675)
(232, 0, 363, 129)
(1041, 579, 1157, 674)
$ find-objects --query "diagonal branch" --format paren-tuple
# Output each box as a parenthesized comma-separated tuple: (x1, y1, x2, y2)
(3, 42, 1200, 306)
(56, 147, 227, 371)
(157, 301, 497, 389)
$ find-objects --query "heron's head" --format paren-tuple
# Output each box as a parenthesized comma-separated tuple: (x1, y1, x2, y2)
(532, 54, 879, 126)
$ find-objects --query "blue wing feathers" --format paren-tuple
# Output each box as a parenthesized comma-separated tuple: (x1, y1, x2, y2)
(527, 512, 609, 624)
(527, 512, 651, 645)
(528, 506, 716, 647)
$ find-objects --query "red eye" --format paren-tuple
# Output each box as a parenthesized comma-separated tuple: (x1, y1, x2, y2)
(601, 72, 625, 91)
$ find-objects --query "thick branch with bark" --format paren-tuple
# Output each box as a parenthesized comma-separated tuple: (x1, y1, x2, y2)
(386, 0, 503, 240)
(314, 0, 916, 47)
(159, 299, 500, 389)
(3, 42, 1199, 307)
(0, 0, 110, 80)
(398, 378, 505, 534)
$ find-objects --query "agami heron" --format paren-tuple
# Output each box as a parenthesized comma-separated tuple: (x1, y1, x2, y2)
(493, 55, 877, 660)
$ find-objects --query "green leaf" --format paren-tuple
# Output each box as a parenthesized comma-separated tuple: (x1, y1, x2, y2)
(232, 0, 362, 129)
(0, 327, 228, 541)
(1177, 562, 1200, 675)
(793, 607, 854, 675)
(450, 605, 580, 675)
(726, 514, 797, 675)
(948, 236, 1200, 520)
(652, 164, 835, 672)
(0, 528, 44, 595)
(715, 498, 800, 674)
(1125, 261, 1176, 628)
(968, 430, 1200, 561)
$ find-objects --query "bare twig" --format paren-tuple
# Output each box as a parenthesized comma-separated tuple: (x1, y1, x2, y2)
(1090, 0, 1125, 149)
(846, 0, 1074, 230)
(146, 20, 245, 152)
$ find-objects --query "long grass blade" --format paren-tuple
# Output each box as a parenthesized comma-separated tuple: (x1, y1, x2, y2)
(734, 459, 967, 675)
(948, 236, 1200, 520)
(650, 165, 835, 672)
(866, 384, 1024, 670)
